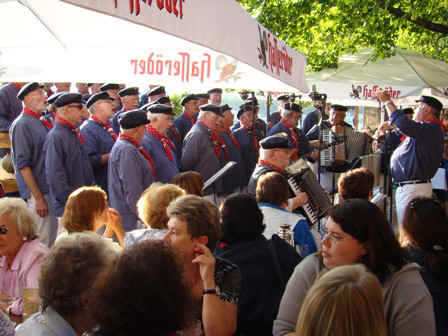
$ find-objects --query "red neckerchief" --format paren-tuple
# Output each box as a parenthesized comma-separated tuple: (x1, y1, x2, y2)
(119, 134, 157, 178)
(170, 127, 180, 142)
(198, 121, 221, 159)
(216, 133, 230, 161)
(427, 117, 446, 133)
(55, 116, 85, 144)
(225, 129, 240, 149)
(281, 119, 299, 160)
(259, 160, 285, 173)
(23, 107, 53, 130)
(91, 115, 118, 141)
(183, 112, 195, 126)
(242, 126, 259, 151)
(146, 124, 174, 162)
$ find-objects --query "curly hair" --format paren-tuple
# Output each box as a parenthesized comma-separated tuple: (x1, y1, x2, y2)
(61, 186, 107, 233)
(0, 197, 37, 241)
(91, 240, 194, 335)
(171, 171, 204, 196)
(137, 183, 185, 229)
(39, 234, 117, 316)
(337, 168, 374, 201)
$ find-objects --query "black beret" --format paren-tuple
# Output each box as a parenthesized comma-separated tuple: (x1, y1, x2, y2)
(47, 92, 65, 105)
(284, 102, 302, 113)
(148, 86, 165, 97)
(196, 93, 210, 100)
(237, 104, 253, 119)
(147, 104, 174, 115)
(118, 109, 150, 129)
(207, 88, 223, 94)
(54, 93, 83, 108)
(200, 104, 222, 116)
(86, 92, 113, 109)
(153, 96, 171, 105)
(402, 107, 414, 115)
(118, 87, 139, 97)
(81, 94, 91, 104)
(245, 96, 259, 105)
(277, 94, 290, 101)
(17, 82, 44, 101)
(416, 95, 443, 112)
(330, 104, 348, 112)
(100, 83, 120, 91)
(181, 94, 198, 106)
(260, 133, 294, 149)
(220, 104, 232, 112)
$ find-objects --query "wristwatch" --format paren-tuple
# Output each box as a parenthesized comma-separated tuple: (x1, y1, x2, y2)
(202, 289, 217, 295)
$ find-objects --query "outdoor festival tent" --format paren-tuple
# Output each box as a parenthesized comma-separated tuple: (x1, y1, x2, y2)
(0, 0, 308, 93)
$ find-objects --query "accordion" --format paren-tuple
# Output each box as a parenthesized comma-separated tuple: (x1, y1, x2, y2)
(286, 167, 333, 226)
(320, 126, 369, 167)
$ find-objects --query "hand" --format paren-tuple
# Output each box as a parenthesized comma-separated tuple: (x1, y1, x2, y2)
(35, 196, 48, 218)
(310, 149, 319, 161)
(0, 293, 13, 313)
(374, 89, 391, 103)
(291, 192, 309, 209)
(378, 121, 393, 134)
(105, 208, 122, 232)
(192, 243, 216, 289)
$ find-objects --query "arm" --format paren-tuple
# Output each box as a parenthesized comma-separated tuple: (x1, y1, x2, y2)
(45, 136, 71, 206)
(181, 132, 200, 172)
(103, 208, 125, 248)
(81, 126, 108, 168)
(20, 168, 48, 217)
(193, 244, 237, 336)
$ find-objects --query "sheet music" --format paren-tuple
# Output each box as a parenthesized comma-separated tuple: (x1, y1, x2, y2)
(202, 161, 237, 191)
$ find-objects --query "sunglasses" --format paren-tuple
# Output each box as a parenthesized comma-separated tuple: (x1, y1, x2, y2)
(0, 227, 8, 235)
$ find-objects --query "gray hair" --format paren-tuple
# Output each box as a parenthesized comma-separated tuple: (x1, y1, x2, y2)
(39, 233, 117, 316)
(0, 197, 37, 240)
(88, 104, 97, 115)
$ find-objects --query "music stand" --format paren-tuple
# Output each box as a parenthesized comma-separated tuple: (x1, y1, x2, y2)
(202, 161, 237, 203)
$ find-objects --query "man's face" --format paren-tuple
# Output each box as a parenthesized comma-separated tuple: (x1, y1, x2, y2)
(198, 98, 208, 107)
(135, 124, 147, 144)
(414, 103, 432, 122)
(185, 99, 199, 115)
(149, 93, 165, 103)
(24, 88, 48, 113)
(240, 110, 254, 128)
(330, 109, 346, 126)
(90, 84, 103, 94)
(106, 90, 120, 111)
(122, 95, 139, 111)
(76, 83, 89, 94)
(164, 216, 197, 261)
(209, 93, 222, 105)
(278, 99, 288, 110)
(55, 82, 71, 92)
(222, 109, 234, 129)
(286, 111, 301, 128)
(64, 102, 84, 125)
(203, 112, 220, 132)
(95, 100, 114, 119)
(272, 148, 292, 169)
(153, 113, 173, 136)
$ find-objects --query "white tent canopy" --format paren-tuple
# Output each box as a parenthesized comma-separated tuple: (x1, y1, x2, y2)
(306, 48, 448, 106)
(0, 0, 308, 92)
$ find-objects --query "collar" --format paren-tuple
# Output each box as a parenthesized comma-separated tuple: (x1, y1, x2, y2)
(40, 306, 78, 336)
(10, 241, 31, 271)
(258, 203, 288, 212)
(426, 117, 446, 133)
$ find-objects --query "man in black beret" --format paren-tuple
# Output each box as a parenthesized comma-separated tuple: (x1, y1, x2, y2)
(208, 88, 223, 105)
(44, 93, 95, 223)
(139, 85, 166, 107)
(110, 87, 140, 135)
(268, 94, 289, 129)
(141, 104, 179, 183)
(174, 93, 199, 145)
(43, 92, 65, 126)
(181, 104, 227, 201)
(108, 109, 155, 231)
(80, 92, 116, 192)
(268, 102, 317, 162)
(196, 93, 209, 107)
(232, 100, 267, 142)
(376, 91, 444, 227)
(100, 83, 121, 113)
(10, 82, 58, 246)
(75, 83, 89, 95)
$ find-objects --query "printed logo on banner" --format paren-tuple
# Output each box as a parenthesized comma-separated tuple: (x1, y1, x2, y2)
(257, 25, 293, 77)
(215, 55, 244, 83)
(349, 84, 401, 100)
(114, 0, 185, 18)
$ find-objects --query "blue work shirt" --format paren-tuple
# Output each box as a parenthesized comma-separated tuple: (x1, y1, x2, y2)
(269, 111, 281, 128)
(221, 131, 244, 193)
(390, 109, 444, 183)
(268, 120, 312, 159)
(141, 131, 179, 183)
(110, 109, 126, 135)
(181, 123, 224, 195)
(173, 113, 195, 145)
(108, 138, 154, 231)
(44, 122, 95, 217)
(139, 92, 149, 107)
(80, 119, 116, 192)
(0, 84, 22, 132)
(233, 127, 259, 186)
(10, 112, 50, 199)
(232, 119, 267, 142)
(302, 109, 319, 140)
(167, 126, 183, 166)
(16, 306, 77, 336)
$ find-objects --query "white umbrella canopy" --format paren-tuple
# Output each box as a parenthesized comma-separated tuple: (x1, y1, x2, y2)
(306, 48, 448, 105)
(0, 0, 304, 92)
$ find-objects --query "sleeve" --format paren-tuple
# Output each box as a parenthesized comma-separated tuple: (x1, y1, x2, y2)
(273, 254, 321, 336)
(390, 110, 437, 139)
(11, 123, 34, 169)
(81, 126, 103, 169)
(297, 130, 312, 157)
(45, 136, 71, 205)
(293, 219, 318, 257)
(174, 118, 187, 143)
(0, 92, 11, 132)
(181, 133, 200, 172)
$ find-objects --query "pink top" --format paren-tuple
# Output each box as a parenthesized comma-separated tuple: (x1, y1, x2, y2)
(0, 239, 49, 315)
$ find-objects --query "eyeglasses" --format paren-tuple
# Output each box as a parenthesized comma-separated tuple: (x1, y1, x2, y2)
(322, 231, 346, 244)
(67, 104, 83, 110)
(0, 227, 8, 235)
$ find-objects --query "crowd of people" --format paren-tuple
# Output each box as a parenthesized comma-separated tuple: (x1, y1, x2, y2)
(0, 81, 446, 335)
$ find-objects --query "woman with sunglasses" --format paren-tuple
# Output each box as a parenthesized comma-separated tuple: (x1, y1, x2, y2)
(274, 199, 436, 336)
(401, 197, 448, 336)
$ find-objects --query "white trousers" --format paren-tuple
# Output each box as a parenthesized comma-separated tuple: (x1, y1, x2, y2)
(395, 183, 432, 228)
(27, 194, 58, 247)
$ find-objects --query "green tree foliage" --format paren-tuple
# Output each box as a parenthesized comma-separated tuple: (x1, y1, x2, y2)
(238, 0, 448, 71)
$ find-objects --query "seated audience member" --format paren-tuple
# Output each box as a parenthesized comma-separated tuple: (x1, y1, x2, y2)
(256, 172, 318, 257)
(90, 241, 194, 336)
(274, 199, 436, 336)
(401, 197, 448, 336)
(164, 195, 240, 336)
(60, 186, 124, 250)
(16, 234, 117, 336)
(0, 198, 48, 317)
(337, 167, 374, 201)
(124, 183, 185, 247)
(215, 193, 301, 336)
(172, 171, 204, 196)
(296, 264, 387, 336)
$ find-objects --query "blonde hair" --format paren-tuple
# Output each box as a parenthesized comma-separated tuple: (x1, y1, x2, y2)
(296, 264, 387, 336)
(0, 197, 37, 240)
(137, 183, 185, 229)
(61, 186, 107, 233)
